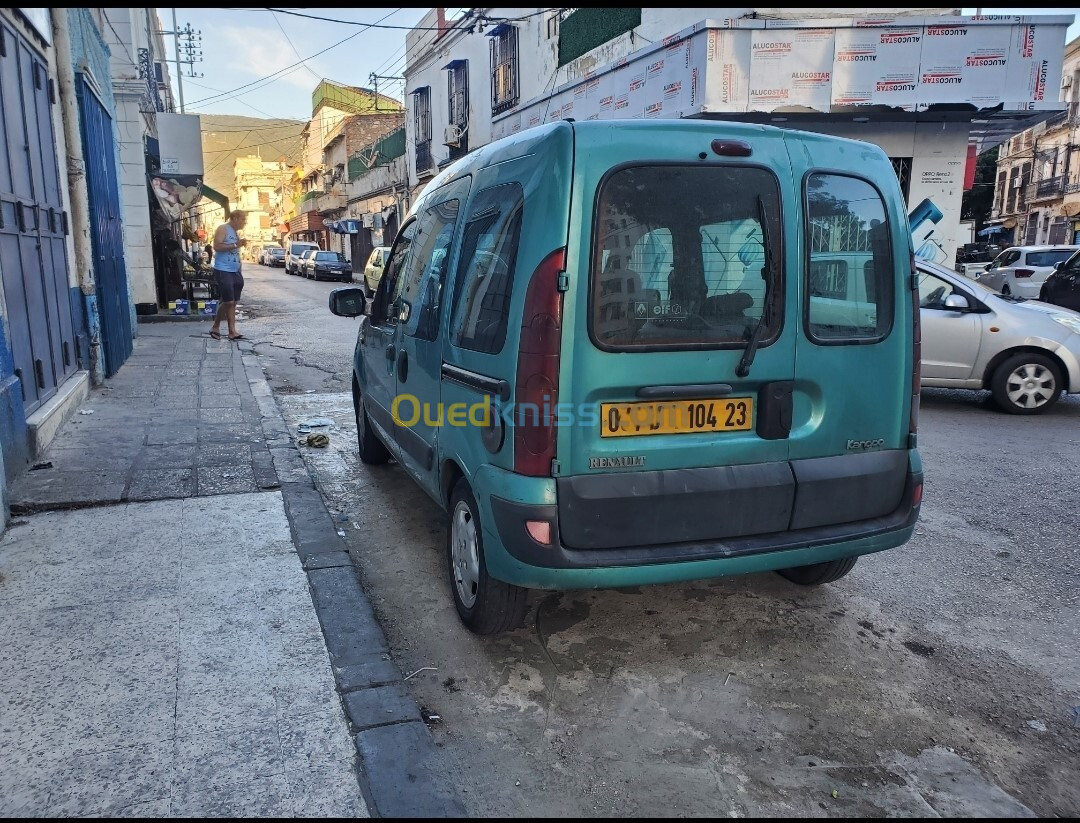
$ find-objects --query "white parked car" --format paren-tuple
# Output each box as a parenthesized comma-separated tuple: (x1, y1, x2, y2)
(918, 260, 1080, 414)
(976, 245, 1079, 298)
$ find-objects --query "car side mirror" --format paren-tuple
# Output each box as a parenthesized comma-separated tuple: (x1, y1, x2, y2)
(329, 286, 366, 317)
(944, 293, 970, 311)
(1054, 261, 1062, 270)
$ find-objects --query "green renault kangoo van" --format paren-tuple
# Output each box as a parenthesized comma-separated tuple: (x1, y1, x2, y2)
(329, 120, 923, 634)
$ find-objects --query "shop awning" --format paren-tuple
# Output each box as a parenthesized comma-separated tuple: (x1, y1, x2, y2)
(201, 184, 230, 216)
(326, 220, 360, 234)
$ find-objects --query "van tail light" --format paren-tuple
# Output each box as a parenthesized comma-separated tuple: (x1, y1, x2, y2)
(1014, 268, 1035, 278)
(910, 255, 921, 439)
(514, 247, 567, 477)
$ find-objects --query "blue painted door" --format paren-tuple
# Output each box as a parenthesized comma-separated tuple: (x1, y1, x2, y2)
(76, 75, 131, 376)
(0, 20, 78, 413)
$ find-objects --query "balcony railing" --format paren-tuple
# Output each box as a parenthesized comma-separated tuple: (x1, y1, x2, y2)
(1027, 175, 1066, 201)
(317, 192, 346, 213)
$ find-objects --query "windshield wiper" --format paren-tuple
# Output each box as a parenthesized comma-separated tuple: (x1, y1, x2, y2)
(736, 196, 775, 378)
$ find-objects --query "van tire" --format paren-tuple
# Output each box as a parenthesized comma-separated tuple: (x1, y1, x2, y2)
(990, 352, 1062, 415)
(354, 389, 391, 465)
(447, 479, 529, 635)
(777, 556, 857, 586)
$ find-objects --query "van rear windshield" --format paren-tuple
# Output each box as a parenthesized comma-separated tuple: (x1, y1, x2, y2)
(590, 165, 782, 350)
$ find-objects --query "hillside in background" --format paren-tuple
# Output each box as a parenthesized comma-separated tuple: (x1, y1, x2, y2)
(198, 114, 305, 200)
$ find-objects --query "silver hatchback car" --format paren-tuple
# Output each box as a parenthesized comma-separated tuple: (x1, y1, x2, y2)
(918, 260, 1080, 414)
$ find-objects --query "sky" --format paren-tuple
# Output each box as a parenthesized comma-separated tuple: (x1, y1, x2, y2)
(167, 7, 1080, 129)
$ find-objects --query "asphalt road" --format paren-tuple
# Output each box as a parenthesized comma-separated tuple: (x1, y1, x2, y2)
(242, 262, 1080, 817)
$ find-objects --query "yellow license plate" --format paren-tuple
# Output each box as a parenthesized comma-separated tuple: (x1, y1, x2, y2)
(600, 397, 753, 438)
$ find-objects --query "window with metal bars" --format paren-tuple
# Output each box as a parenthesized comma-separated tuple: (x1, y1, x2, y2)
(889, 157, 912, 201)
(412, 86, 432, 173)
(490, 25, 519, 115)
(446, 61, 469, 159)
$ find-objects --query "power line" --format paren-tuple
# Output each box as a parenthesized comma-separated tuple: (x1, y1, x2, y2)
(270, 9, 322, 80)
(185, 8, 401, 107)
(265, 7, 563, 28)
(263, 7, 472, 30)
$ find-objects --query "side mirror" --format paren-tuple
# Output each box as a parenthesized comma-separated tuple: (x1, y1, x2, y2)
(944, 293, 970, 311)
(329, 286, 366, 317)
(1054, 261, 1062, 270)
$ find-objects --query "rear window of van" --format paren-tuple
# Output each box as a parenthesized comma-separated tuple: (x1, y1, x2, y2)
(805, 173, 894, 343)
(590, 165, 783, 350)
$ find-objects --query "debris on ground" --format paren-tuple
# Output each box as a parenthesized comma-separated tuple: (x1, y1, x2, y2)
(404, 666, 437, 681)
(78, 409, 95, 415)
(30, 461, 53, 471)
(420, 707, 442, 725)
(304, 433, 330, 448)
(297, 416, 333, 434)
(1026, 720, 1047, 732)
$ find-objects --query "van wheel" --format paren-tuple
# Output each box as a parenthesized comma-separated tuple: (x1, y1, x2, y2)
(777, 556, 857, 586)
(353, 387, 390, 465)
(991, 352, 1062, 415)
(447, 479, 529, 635)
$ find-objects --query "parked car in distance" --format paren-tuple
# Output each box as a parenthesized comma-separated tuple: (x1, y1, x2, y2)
(1039, 249, 1080, 312)
(296, 248, 318, 277)
(305, 250, 352, 281)
(918, 259, 1080, 414)
(328, 119, 924, 634)
(265, 246, 286, 267)
(286, 241, 320, 274)
(362, 246, 390, 294)
(976, 245, 1079, 298)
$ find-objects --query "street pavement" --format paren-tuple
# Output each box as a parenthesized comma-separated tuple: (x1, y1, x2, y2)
(1, 321, 463, 818)
(236, 262, 1080, 817)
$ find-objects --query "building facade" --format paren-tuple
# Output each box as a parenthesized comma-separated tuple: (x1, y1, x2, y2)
(288, 81, 404, 252)
(101, 9, 176, 314)
(990, 37, 1080, 246)
(233, 156, 290, 256)
(344, 127, 409, 270)
(404, 8, 1072, 265)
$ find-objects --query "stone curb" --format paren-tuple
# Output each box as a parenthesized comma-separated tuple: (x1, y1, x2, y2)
(240, 352, 465, 819)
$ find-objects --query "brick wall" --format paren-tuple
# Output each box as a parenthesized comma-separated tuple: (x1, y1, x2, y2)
(344, 113, 406, 157)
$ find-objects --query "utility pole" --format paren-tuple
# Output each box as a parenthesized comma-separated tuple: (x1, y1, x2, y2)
(172, 8, 184, 112)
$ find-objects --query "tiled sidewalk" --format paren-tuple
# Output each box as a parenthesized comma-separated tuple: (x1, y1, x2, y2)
(11, 327, 279, 510)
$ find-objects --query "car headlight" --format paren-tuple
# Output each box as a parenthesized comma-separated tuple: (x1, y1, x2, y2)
(1051, 314, 1080, 335)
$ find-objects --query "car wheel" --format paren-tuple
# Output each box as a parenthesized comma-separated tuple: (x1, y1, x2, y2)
(353, 385, 390, 465)
(1001, 284, 1011, 296)
(447, 479, 529, 635)
(991, 352, 1063, 415)
(777, 556, 857, 585)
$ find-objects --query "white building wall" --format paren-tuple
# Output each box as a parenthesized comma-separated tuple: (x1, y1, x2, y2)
(102, 8, 159, 308)
(403, 7, 955, 186)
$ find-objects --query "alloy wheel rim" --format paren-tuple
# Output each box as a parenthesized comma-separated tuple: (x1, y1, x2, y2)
(451, 501, 480, 608)
(1005, 363, 1055, 409)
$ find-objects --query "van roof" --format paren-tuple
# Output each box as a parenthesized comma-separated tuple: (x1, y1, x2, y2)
(420, 118, 889, 204)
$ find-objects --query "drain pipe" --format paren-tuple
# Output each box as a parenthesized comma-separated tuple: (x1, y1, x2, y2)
(52, 9, 104, 386)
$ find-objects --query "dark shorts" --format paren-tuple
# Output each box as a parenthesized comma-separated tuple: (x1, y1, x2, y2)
(214, 268, 244, 302)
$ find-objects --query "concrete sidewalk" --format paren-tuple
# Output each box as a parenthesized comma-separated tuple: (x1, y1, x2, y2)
(0, 326, 369, 816)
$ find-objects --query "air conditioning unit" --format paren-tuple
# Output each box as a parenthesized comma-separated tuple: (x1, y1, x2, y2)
(444, 123, 463, 147)
(1012, 176, 1022, 188)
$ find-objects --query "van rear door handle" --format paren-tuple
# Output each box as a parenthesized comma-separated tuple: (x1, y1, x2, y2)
(637, 383, 733, 399)
(385, 343, 396, 361)
(396, 349, 408, 382)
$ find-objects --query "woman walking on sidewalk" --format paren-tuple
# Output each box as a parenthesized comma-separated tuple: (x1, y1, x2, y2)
(209, 210, 248, 341)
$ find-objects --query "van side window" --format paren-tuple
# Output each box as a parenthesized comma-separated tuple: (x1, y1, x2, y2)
(397, 199, 460, 340)
(451, 183, 525, 354)
(371, 221, 417, 326)
(805, 173, 894, 343)
(591, 165, 782, 350)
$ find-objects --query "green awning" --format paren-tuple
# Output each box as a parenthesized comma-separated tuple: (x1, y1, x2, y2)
(201, 184, 230, 216)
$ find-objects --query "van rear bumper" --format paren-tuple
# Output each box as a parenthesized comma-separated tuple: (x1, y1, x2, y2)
(481, 452, 921, 588)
